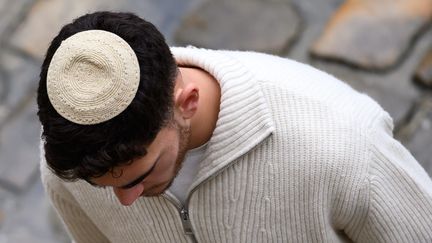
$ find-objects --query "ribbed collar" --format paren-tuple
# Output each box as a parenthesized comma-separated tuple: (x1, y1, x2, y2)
(171, 47, 275, 190)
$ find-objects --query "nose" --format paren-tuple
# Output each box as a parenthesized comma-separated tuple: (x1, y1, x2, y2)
(113, 184, 145, 206)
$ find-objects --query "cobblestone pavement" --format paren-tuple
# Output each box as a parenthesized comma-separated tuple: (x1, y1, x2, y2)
(0, 0, 431, 242)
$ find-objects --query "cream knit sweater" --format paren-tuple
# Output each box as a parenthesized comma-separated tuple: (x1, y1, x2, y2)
(40, 47, 432, 243)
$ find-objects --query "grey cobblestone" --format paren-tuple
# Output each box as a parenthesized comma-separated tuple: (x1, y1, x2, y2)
(394, 97, 432, 176)
(0, 98, 40, 191)
(9, 0, 204, 59)
(414, 48, 432, 87)
(0, 0, 7, 16)
(0, 51, 39, 127)
(0, 72, 6, 115)
(0, 50, 40, 191)
(0, 0, 34, 44)
(0, 173, 69, 243)
(9, 0, 117, 59)
(308, 24, 432, 124)
(310, 0, 432, 70)
(175, 0, 301, 54)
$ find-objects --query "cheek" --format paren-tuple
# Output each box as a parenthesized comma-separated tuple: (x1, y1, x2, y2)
(156, 147, 180, 175)
(164, 151, 180, 170)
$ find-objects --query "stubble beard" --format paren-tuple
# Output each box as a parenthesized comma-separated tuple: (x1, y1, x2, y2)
(143, 121, 191, 197)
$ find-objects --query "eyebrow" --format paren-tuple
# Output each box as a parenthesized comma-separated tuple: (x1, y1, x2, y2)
(118, 156, 160, 189)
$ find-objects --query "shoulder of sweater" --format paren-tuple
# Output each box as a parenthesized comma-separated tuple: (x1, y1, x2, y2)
(171, 47, 387, 132)
(368, 112, 432, 194)
(222, 50, 386, 127)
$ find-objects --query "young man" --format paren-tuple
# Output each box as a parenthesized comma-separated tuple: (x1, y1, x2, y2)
(38, 12, 432, 243)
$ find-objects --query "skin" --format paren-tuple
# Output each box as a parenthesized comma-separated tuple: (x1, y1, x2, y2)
(90, 66, 221, 206)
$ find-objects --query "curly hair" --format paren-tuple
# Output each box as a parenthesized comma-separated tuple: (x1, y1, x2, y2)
(37, 12, 177, 181)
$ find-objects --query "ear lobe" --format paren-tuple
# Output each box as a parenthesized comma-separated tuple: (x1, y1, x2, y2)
(175, 84, 199, 119)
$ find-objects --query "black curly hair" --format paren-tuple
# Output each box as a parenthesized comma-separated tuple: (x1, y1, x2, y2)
(37, 11, 177, 181)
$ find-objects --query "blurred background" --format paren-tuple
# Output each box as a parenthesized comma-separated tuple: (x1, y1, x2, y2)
(0, 0, 430, 242)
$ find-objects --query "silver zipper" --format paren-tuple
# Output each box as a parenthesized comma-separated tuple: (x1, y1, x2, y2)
(180, 208, 193, 235)
(162, 160, 238, 236)
(161, 193, 198, 242)
(162, 133, 271, 241)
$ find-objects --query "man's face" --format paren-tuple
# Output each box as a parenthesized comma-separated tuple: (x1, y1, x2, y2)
(90, 120, 191, 206)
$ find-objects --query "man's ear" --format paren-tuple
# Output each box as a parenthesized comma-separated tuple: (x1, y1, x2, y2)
(174, 83, 199, 119)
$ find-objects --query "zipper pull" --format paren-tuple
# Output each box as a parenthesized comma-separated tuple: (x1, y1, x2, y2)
(180, 208, 194, 235)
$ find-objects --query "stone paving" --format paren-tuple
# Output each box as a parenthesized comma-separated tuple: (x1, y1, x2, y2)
(175, 0, 301, 54)
(0, 0, 430, 242)
(311, 0, 432, 70)
(415, 48, 432, 86)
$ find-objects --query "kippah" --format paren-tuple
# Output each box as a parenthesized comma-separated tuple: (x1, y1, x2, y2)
(46, 29, 140, 125)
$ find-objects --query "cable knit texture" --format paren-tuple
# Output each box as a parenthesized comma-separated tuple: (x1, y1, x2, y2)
(40, 47, 432, 243)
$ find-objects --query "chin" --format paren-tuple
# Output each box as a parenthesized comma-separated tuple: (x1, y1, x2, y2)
(143, 179, 174, 197)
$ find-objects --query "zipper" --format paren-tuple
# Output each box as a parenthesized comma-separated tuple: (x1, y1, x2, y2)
(162, 160, 237, 238)
(162, 193, 198, 242)
(162, 135, 271, 241)
(180, 208, 193, 235)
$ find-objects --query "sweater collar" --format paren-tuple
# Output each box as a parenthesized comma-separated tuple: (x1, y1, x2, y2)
(171, 47, 275, 189)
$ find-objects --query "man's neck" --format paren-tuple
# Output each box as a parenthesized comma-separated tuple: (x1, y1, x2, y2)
(179, 67, 221, 150)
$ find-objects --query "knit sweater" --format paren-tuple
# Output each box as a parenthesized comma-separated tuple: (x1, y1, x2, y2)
(40, 47, 432, 243)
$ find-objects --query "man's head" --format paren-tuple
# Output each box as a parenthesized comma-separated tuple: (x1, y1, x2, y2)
(38, 12, 199, 205)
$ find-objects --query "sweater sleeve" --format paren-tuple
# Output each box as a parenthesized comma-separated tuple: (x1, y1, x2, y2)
(353, 113, 432, 243)
(44, 182, 110, 243)
(40, 142, 110, 243)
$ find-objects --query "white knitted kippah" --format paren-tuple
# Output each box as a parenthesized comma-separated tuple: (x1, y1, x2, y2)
(46, 29, 140, 125)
